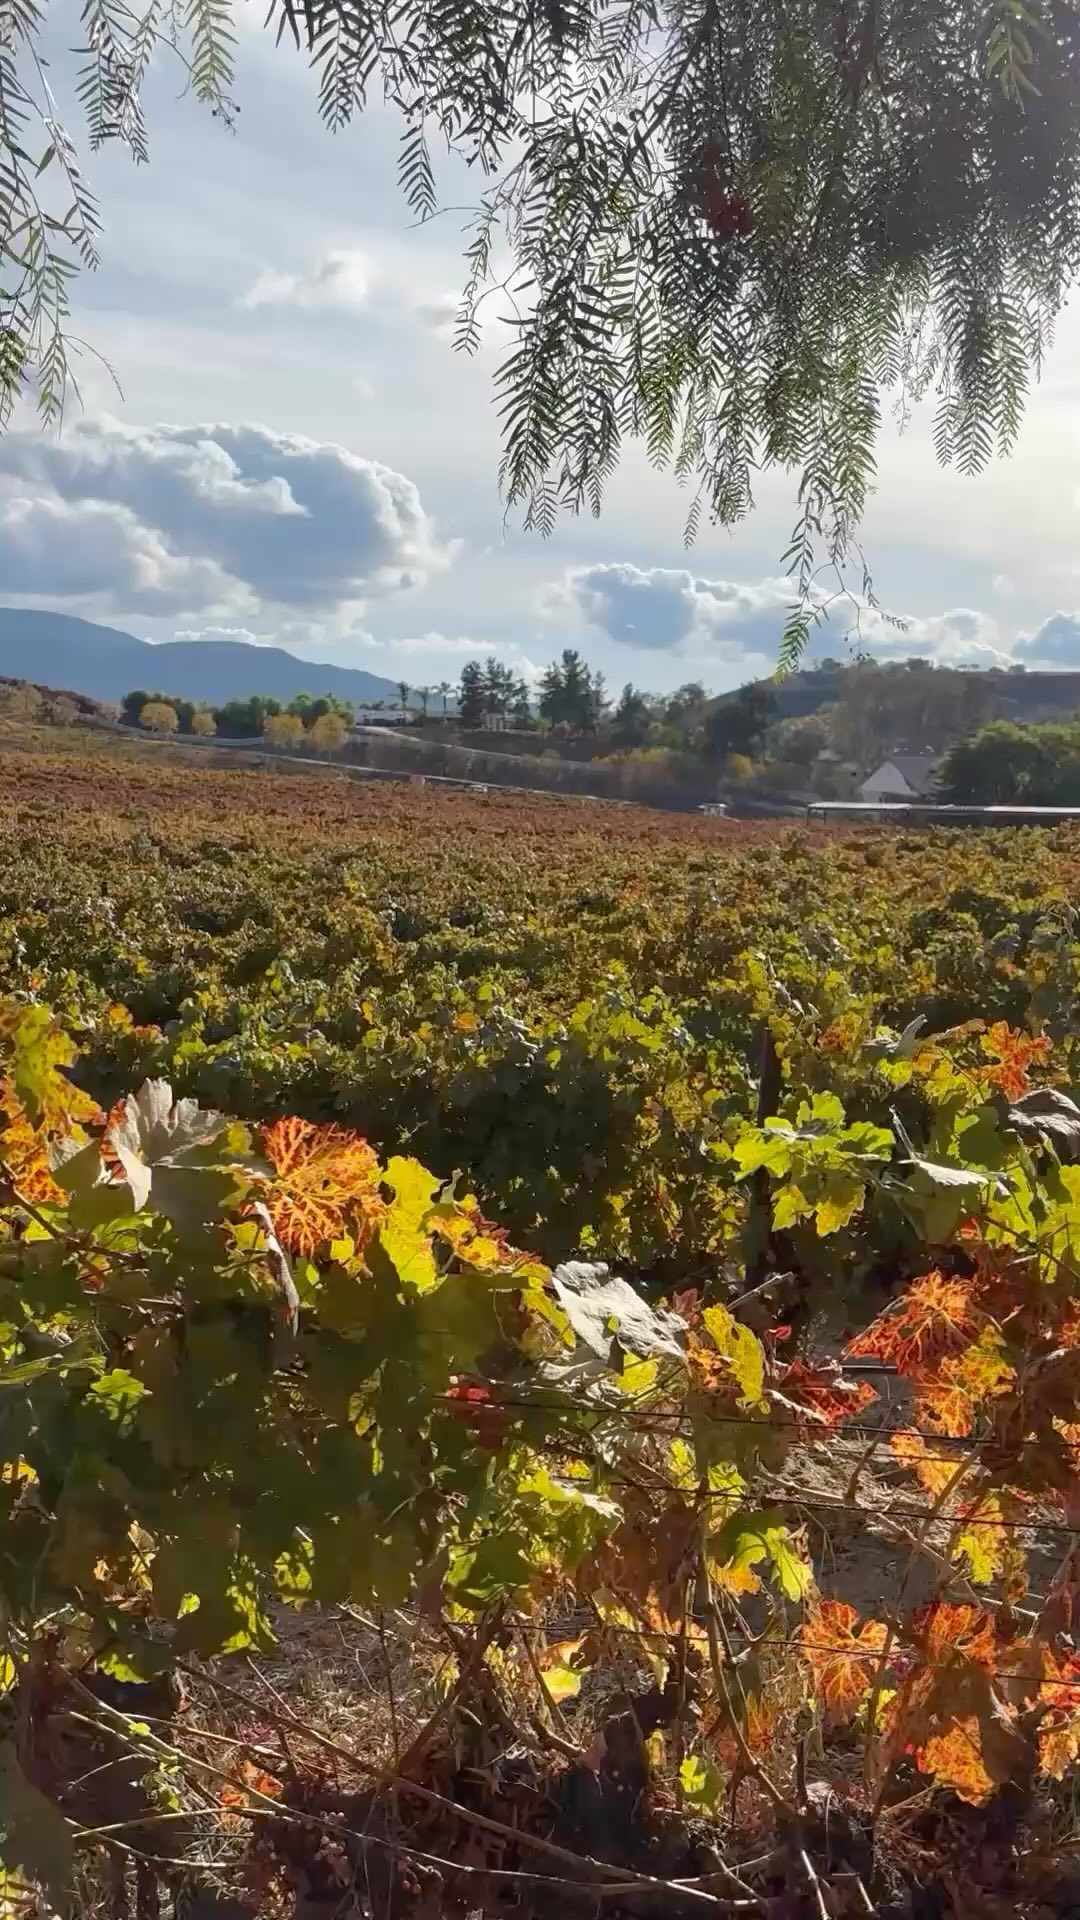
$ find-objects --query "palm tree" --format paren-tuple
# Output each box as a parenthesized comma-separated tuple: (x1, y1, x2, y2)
(437, 681, 453, 717)
(398, 680, 410, 718)
(418, 685, 433, 718)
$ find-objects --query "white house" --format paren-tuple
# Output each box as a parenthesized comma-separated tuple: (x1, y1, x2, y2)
(858, 754, 939, 804)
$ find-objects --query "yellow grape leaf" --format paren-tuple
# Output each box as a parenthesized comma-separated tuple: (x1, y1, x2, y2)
(889, 1428, 960, 1500)
(0, 1003, 101, 1130)
(261, 1117, 383, 1257)
(702, 1303, 764, 1408)
(544, 1662, 583, 1703)
(709, 1555, 760, 1597)
(619, 1355, 659, 1397)
(378, 1156, 441, 1291)
(955, 1493, 1008, 1586)
(667, 1436, 697, 1490)
(679, 1753, 724, 1811)
(814, 1172, 865, 1235)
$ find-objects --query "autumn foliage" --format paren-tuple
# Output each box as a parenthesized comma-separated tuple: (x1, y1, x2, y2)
(6, 757, 1080, 1908)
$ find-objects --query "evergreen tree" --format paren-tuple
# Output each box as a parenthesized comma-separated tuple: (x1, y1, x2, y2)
(612, 684, 650, 746)
(589, 670, 610, 732)
(540, 649, 595, 729)
(538, 659, 565, 728)
(458, 661, 486, 728)
(482, 656, 514, 720)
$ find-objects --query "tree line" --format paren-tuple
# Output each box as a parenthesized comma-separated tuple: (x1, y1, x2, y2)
(937, 718, 1080, 807)
(122, 652, 1068, 798)
(121, 688, 356, 752)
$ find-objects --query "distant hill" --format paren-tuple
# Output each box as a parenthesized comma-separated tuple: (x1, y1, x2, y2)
(769, 659, 1080, 725)
(0, 609, 404, 708)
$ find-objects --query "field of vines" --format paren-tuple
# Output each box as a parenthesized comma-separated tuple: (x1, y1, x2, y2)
(9, 737, 1080, 1918)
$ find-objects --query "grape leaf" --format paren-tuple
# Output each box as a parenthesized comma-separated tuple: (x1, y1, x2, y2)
(261, 1117, 383, 1257)
(846, 1271, 980, 1375)
(801, 1600, 887, 1722)
(701, 1303, 764, 1408)
(551, 1261, 687, 1363)
(711, 1509, 811, 1600)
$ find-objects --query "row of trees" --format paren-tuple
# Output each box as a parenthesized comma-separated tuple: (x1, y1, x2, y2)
(124, 652, 1041, 789)
(456, 651, 779, 757)
(122, 689, 353, 755)
(122, 689, 356, 739)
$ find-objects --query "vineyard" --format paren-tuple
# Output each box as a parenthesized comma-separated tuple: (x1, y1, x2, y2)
(8, 739, 1080, 1916)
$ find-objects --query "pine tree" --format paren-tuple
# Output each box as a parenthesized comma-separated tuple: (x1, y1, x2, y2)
(538, 660, 566, 728)
(589, 671, 610, 732)
(613, 684, 650, 746)
(458, 661, 486, 729)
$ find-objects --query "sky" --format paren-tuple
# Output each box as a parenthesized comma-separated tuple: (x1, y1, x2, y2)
(5, 11, 1080, 695)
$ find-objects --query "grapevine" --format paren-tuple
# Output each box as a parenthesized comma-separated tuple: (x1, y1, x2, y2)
(4, 740, 1080, 1912)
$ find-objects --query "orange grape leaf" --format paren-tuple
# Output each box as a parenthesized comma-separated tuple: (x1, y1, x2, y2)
(260, 1117, 384, 1257)
(845, 1271, 979, 1376)
(744, 1693, 776, 1756)
(905, 1602, 998, 1669)
(773, 1358, 878, 1429)
(1037, 1650, 1080, 1779)
(801, 1600, 887, 1722)
(980, 1022, 1052, 1101)
(0, 1093, 66, 1206)
(913, 1326, 1014, 1438)
(916, 1716, 996, 1805)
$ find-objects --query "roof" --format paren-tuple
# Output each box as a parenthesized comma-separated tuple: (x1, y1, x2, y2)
(805, 802, 1080, 821)
(867, 753, 939, 793)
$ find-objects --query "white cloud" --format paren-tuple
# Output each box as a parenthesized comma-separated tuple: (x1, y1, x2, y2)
(170, 625, 263, 644)
(1012, 612, 1080, 666)
(239, 249, 373, 313)
(0, 494, 236, 614)
(0, 416, 455, 622)
(355, 630, 541, 679)
(554, 564, 796, 656)
(554, 562, 1015, 670)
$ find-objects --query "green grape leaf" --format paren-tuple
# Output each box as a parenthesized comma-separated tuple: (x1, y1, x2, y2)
(447, 1534, 533, 1608)
(711, 1509, 811, 1601)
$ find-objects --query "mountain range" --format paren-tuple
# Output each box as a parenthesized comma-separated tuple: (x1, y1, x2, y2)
(0, 609, 405, 708)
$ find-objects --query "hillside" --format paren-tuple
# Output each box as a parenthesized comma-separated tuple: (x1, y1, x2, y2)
(771, 658, 1080, 724)
(0, 608, 403, 707)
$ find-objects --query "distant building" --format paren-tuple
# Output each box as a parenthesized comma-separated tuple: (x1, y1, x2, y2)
(858, 754, 939, 804)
